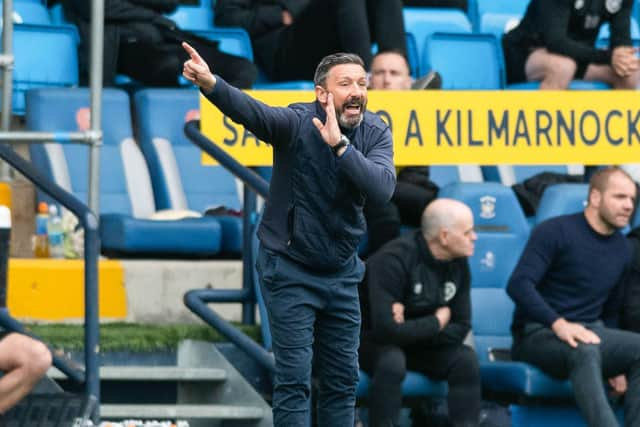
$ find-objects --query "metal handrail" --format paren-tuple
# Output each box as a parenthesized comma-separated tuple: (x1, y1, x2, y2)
(0, 143, 100, 419)
(183, 119, 274, 369)
(184, 120, 269, 198)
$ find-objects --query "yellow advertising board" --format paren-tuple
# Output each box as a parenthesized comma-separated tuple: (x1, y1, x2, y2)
(200, 90, 640, 165)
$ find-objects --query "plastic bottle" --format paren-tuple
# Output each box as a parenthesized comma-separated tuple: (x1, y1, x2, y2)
(47, 204, 64, 259)
(0, 205, 11, 308)
(33, 201, 49, 258)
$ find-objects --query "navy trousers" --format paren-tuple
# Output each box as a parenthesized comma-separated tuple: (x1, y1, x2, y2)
(256, 245, 364, 427)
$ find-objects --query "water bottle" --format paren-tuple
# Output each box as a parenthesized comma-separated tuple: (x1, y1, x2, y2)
(33, 201, 50, 258)
(47, 204, 64, 259)
(0, 205, 10, 308)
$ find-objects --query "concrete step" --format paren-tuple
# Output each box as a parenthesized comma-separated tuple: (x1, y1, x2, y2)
(100, 403, 265, 419)
(48, 366, 228, 382)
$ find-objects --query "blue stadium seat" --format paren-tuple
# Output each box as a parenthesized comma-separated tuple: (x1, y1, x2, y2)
(430, 165, 483, 188)
(469, 0, 529, 31)
(11, 23, 79, 115)
(422, 33, 505, 89)
(483, 164, 585, 186)
(2, 0, 51, 24)
(133, 88, 243, 255)
(471, 287, 575, 400)
(403, 7, 472, 76)
(535, 183, 588, 225)
(438, 182, 530, 236)
(26, 87, 223, 257)
(479, 13, 521, 40)
(469, 233, 525, 288)
(165, 1, 214, 32)
(194, 27, 254, 61)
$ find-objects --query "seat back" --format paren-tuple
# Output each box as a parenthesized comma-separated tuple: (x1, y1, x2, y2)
(430, 165, 483, 188)
(133, 88, 241, 213)
(403, 7, 472, 76)
(26, 88, 155, 218)
(470, 0, 528, 30)
(165, 1, 214, 31)
(485, 164, 584, 186)
(471, 288, 514, 363)
(12, 23, 78, 115)
(469, 233, 525, 289)
(535, 183, 588, 225)
(4, 0, 51, 24)
(423, 32, 505, 89)
(438, 182, 530, 236)
(193, 27, 254, 61)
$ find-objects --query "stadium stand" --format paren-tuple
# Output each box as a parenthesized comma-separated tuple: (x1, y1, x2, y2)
(403, 7, 472, 77)
(26, 87, 223, 257)
(482, 165, 585, 186)
(534, 183, 588, 225)
(11, 23, 79, 115)
(422, 32, 505, 89)
(133, 88, 243, 255)
(165, 0, 215, 32)
(429, 165, 484, 187)
(468, 0, 529, 31)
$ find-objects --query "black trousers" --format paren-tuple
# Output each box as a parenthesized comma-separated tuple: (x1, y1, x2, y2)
(359, 340, 482, 427)
(256, 0, 406, 82)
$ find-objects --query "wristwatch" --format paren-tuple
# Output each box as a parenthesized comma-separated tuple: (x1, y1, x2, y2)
(332, 134, 350, 156)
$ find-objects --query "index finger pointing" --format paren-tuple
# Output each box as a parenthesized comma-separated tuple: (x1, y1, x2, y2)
(182, 42, 204, 64)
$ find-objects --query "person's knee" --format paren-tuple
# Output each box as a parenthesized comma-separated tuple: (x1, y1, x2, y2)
(569, 343, 601, 367)
(546, 56, 577, 86)
(28, 340, 52, 378)
(374, 348, 407, 384)
(617, 69, 640, 89)
(449, 346, 480, 384)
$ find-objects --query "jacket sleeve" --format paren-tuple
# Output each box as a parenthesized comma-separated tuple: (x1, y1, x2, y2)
(430, 262, 472, 347)
(506, 220, 563, 327)
(129, 0, 179, 14)
(203, 77, 298, 148)
(539, 0, 611, 64)
(367, 250, 442, 346)
(608, 0, 634, 48)
(215, 0, 284, 38)
(337, 126, 396, 205)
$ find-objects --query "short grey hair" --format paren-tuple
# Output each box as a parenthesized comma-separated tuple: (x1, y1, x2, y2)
(313, 52, 365, 87)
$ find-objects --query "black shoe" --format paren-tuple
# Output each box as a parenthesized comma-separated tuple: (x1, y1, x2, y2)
(412, 70, 442, 90)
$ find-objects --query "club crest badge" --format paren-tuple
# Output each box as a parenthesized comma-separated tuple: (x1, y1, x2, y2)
(574, 0, 584, 9)
(479, 195, 496, 219)
(413, 282, 423, 295)
(606, 0, 622, 13)
(444, 281, 457, 302)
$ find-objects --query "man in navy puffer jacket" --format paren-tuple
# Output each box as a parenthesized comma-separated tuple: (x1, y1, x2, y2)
(182, 42, 395, 426)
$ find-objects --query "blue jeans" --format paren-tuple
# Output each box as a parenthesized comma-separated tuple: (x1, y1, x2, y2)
(256, 245, 364, 427)
(513, 321, 640, 427)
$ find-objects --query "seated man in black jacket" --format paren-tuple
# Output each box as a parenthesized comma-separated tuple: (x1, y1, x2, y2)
(359, 198, 482, 427)
(62, 0, 256, 88)
(214, 0, 406, 82)
(502, 0, 639, 89)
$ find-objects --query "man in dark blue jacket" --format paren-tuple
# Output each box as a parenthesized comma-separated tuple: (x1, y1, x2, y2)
(182, 43, 396, 426)
(507, 167, 640, 427)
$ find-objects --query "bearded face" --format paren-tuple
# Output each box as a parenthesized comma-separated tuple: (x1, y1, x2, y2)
(336, 95, 367, 129)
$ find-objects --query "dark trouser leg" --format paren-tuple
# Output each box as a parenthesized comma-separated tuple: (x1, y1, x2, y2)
(366, 0, 407, 56)
(409, 345, 481, 427)
(313, 273, 363, 426)
(590, 324, 640, 427)
(268, 0, 372, 81)
(257, 246, 321, 426)
(513, 323, 617, 427)
(360, 344, 407, 427)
